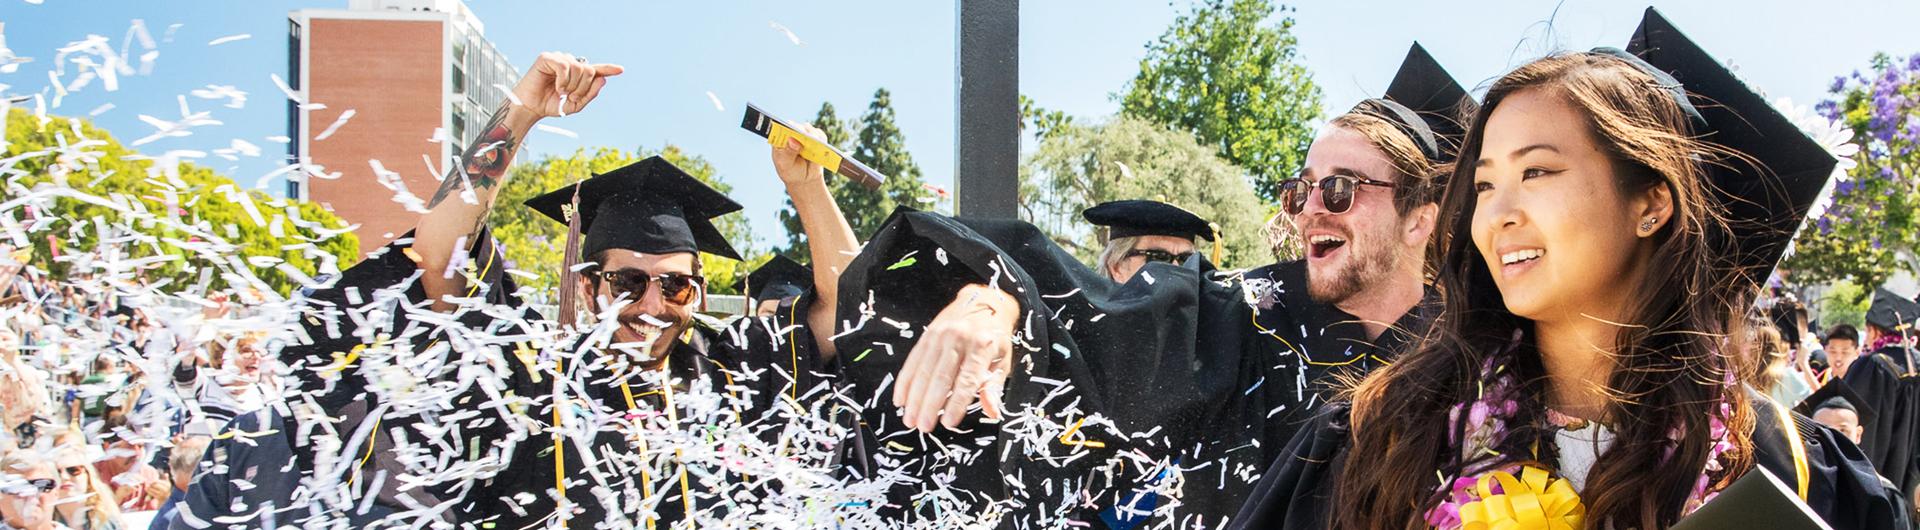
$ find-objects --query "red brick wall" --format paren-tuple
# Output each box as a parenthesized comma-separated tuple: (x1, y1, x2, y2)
(305, 18, 443, 255)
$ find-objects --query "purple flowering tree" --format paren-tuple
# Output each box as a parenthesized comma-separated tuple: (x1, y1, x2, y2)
(1786, 52, 1920, 293)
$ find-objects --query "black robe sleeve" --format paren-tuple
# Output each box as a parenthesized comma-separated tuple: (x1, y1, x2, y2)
(1751, 396, 1910, 529)
(1228, 403, 1351, 530)
(279, 229, 549, 523)
(1842, 351, 1920, 496)
(702, 290, 832, 421)
(835, 210, 1284, 525)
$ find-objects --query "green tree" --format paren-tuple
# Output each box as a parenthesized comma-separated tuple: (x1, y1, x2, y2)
(1816, 280, 1871, 330)
(776, 101, 855, 259)
(1020, 94, 1076, 141)
(486, 145, 761, 300)
(1, 109, 358, 295)
(1020, 115, 1272, 268)
(1786, 52, 1920, 293)
(1118, 0, 1323, 204)
(845, 89, 933, 235)
(773, 90, 934, 258)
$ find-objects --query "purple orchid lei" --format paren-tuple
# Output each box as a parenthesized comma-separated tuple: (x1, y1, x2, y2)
(1421, 340, 1735, 529)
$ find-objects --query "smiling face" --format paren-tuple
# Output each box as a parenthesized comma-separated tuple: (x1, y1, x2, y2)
(231, 338, 263, 375)
(1469, 87, 1668, 324)
(577, 250, 701, 365)
(1293, 126, 1421, 304)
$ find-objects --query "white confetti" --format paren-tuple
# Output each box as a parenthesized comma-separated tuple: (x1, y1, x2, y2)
(769, 21, 806, 46)
(207, 33, 251, 46)
(313, 109, 355, 141)
(534, 123, 577, 139)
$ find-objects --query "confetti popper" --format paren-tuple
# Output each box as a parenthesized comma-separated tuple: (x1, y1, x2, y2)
(740, 103, 886, 191)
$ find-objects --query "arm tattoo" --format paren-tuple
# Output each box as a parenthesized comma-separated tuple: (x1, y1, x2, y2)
(428, 103, 521, 209)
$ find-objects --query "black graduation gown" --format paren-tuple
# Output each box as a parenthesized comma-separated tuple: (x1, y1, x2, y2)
(1842, 348, 1920, 498)
(1230, 397, 1908, 530)
(279, 229, 830, 527)
(169, 409, 395, 529)
(832, 211, 1432, 528)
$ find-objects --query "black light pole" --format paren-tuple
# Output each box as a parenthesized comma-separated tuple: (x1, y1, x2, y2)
(954, 0, 1019, 219)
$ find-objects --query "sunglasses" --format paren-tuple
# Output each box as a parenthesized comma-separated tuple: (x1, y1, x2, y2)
(1125, 249, 1194, 265)
(1277, 174, 1397, 216)
(590, 269, 704, 306)
(3, 478, 54, 497)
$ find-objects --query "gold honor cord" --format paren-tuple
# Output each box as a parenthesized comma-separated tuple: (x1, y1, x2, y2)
(740, 103, 887, 190)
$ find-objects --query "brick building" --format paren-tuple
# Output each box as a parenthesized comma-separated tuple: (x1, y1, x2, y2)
(287, 0, 515, 254)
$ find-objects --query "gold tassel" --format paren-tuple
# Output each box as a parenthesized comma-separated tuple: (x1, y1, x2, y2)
(556, 182, 586, 328)
(1209, 222, 1223, 264)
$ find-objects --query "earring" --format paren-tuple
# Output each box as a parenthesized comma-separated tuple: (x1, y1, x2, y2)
(1639, 216, 1658, 234)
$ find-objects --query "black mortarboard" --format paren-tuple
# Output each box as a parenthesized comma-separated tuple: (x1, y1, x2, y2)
(525, 156, 743, 261)
(1351, 43, 1480, 164)
(1865, 287, 1920, 332)
(1082, 200, 1216, 242)
(1796, 382, 1876, 428)
(736, 255, 811, 304)
(1621, 8, 1838, 286)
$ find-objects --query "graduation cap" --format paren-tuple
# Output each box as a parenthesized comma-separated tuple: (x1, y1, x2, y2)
(525, 156, 743, 320)
(1350, 43, 1480, 164)
(1795, 382, 1876, 429)
(1619, 8, 1839, 286)
(525, 156, 744, 261)
(1083, 200, 1215, 242)
(1083, 200, 1222, 264)
(736, 255, 811, 304)
(1865, 287, 1920, 332)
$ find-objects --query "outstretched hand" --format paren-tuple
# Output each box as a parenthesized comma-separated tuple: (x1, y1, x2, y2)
(894, 284, 1020, 432)
(510, 51, 623, 119)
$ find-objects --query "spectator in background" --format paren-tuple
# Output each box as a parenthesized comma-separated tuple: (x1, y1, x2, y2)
(0, 330, 50, 449)
(51, 429, 122, 530)
(149, 434, 208, 530)
(186, 332, 273, 427)
(79, 355, 127, 421)
(1826, 323, 1862, 381)
(0, 451, 60, 530)
(92, 416, 163, 512)
(1863, 288, 1920, 373)
(1815, 396, 1868, 445)
(1799, 381, 1875, 447)
(1745, 315, 1813, 406)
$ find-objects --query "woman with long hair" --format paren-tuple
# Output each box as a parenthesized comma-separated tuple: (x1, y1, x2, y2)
(50, 429, 122, 530)
(1232, 10, 1903, 530)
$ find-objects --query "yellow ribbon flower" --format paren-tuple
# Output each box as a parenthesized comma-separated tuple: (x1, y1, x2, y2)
(1457, 466, 1585, 530)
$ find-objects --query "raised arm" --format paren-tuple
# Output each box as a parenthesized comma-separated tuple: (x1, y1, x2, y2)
(770, 124, 859, 358)
(416, 52, 622, 310)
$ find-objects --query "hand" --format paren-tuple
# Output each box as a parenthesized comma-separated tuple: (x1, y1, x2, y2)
(142, 476, 170, 504)
(772, 123, 828, 187)
(510, 52, 623, 119)
(893, 284, 1020, 432)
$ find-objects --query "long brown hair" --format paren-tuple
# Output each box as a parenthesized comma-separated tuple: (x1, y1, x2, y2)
(1332, 52, 1757, 530)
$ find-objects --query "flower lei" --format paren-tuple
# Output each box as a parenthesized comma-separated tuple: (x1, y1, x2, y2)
(1422, 349, 1735, 530)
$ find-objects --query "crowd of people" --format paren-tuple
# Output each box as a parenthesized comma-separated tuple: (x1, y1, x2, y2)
(1, 6, 1915, 530)
(0, 267, 278, 530)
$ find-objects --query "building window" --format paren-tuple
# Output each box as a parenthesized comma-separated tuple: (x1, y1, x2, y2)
(451, 39, 467, 95)
(452, 108, 467, 145)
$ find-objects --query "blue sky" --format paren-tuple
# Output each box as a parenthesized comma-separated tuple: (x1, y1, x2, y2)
(5, 0, 1918, 252)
